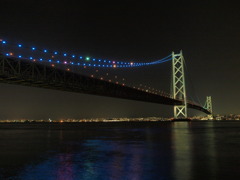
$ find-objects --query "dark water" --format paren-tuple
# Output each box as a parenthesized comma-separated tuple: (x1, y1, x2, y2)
(0, 121, 240, 180)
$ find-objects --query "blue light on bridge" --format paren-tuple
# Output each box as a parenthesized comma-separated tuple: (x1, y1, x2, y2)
(0, 39, 174, 70)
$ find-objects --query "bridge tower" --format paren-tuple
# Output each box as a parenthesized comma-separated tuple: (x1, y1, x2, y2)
(205, 96, 213, 119)
(172, 50, 187, 119)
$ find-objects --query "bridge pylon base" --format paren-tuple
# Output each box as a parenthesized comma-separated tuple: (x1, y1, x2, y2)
(207, 114, 213, 120)
(171, 118, 191, 122)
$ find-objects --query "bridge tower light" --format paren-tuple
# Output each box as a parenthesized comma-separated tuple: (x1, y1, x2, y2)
(172, 50, 187, 119)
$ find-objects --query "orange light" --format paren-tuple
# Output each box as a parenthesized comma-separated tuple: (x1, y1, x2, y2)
(100, 77, 103, 80)
(109, 80, 112, 82)
(84, 66, 86, 68)
(52, 56, 54, 58)
(113, 64, 116, 68)
(116, 82, 118, 84)
(51, 64, 55, 67)
(9, 52, 13, 56)
(91, 75, 94, 78)
(67, 68, 70, 71)
(130, 62, 134, 65)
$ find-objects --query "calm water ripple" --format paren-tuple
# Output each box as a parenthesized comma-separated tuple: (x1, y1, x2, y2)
(0, 121, 240, 180)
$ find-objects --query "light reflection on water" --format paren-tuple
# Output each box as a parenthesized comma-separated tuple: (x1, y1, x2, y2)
(172, 122, 193, 179)
(16, 139, 147, 180)
(0, 121, 240, 180)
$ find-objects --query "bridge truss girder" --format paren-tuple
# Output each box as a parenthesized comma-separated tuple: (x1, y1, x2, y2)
(0, 55, 180, 106)
(0, 54, 211, 114)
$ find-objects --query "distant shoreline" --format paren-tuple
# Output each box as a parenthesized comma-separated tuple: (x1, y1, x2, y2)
(0, 120, 238, 130)
(0, 120, 238, 125)
(0, 119, 238, 124)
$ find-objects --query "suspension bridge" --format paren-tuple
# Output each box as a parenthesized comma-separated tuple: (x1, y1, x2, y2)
(0, 38, 212, 120)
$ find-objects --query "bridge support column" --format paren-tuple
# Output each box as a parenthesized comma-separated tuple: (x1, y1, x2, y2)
(205, 96, 213, 119)
(172, 51, 187, 119)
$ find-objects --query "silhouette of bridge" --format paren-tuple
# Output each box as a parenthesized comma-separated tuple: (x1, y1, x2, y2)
(0, 39, 212, 118)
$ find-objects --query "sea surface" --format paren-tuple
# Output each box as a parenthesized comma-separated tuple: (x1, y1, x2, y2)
(0, 121, 240, 180)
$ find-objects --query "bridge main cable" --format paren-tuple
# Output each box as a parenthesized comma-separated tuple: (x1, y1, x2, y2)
(0, 39, 172, 68)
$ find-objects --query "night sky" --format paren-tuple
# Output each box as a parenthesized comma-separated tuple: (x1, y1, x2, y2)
(0, 0, 239, 120)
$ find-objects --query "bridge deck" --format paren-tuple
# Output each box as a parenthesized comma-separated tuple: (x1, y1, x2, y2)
(0, 55, 210, 114)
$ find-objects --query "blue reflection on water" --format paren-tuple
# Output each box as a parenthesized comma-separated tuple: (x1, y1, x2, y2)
(15, 140, 137, 179)
(2, 121, 239, 180)
(13, 136, 172, 180)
